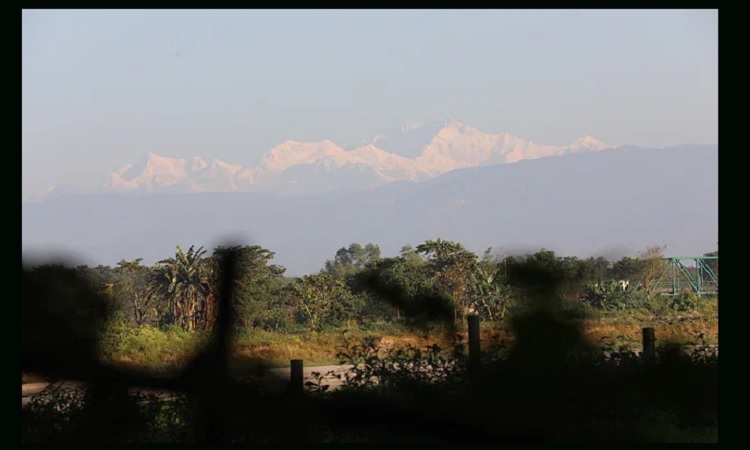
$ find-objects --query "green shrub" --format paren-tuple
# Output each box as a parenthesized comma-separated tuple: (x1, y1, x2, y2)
(643, 292, 713, 315)
(581, 280, 649, 311)
(330, 336, 467, 393)
(253, 308, 293, 332)
(100, 325, 207, 369)
(665, 292, 702, 313)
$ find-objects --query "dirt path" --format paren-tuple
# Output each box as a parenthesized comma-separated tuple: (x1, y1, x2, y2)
(21, 364, 354, 409)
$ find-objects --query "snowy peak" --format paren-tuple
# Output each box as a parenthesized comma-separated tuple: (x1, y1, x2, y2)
(367, 120, 448, 158)
(436, 119, 483, 136)
(348, 144, 424, 181)
(258, 140, 347, 172)
(97, 121, 613, 196)
(106, 153, 215, 191)
(569, 135, 611, 151)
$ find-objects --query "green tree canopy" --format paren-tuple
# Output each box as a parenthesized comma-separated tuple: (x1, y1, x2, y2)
(287, 272, 360, 332)
(211, 245, 286, 327)
(416, 238, 479, 322)
(324, 243, 381, 278)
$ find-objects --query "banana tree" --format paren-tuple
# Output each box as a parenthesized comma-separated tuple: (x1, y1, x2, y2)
(470, 261, 508, 321)
(147, 245, 216, 331)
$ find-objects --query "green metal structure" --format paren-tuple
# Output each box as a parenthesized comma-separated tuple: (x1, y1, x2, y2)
(633, 256, 718, 296)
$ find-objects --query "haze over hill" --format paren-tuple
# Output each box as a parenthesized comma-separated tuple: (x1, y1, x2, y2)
(22, 143, 718, 275)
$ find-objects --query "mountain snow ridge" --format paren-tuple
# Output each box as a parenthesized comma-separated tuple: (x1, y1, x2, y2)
(32, 120, 614, 199)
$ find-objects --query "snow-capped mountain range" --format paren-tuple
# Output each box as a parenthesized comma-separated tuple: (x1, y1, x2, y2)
(98, 119, 611, 196)
(23, 144, 718, 275)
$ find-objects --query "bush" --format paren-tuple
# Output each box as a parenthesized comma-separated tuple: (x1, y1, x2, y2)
(252, 309, 294, 332)
(642, 292, 713, 315)
(100, 325, 207, 369)
(665, 293, 703, 313)
(581, 280, 649, 311)
(331, 337, 467, 392)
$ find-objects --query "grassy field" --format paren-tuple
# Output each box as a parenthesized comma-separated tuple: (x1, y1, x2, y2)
(59, 300, 716, 378)
(21, 299, 718, 382)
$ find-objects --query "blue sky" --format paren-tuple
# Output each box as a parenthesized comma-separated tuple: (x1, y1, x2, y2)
(22, 9, 718, 198)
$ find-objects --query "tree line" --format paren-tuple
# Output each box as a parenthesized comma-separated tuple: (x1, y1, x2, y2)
(25, 240, 718, 333)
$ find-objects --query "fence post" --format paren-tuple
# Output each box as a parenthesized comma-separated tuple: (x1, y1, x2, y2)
(642, 327, 656, 362)
(467, 315, 481, 374)
(290, 359, 304, 395)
